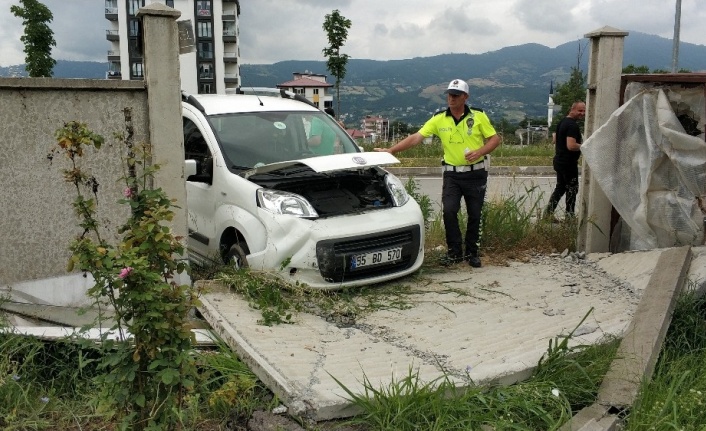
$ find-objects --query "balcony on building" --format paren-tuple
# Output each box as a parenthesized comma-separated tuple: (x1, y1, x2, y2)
(107, 50, 120, 61)
(105, 0, 118, 20)
(106, 29, 119, 41)
(223, 24, 237, 43)
(106, 60, 121, 79)
(224, 74, 239, 85)
(223, 51, 238, 63)
(105, 6, 118, 20)
(223, 0, 241, 15)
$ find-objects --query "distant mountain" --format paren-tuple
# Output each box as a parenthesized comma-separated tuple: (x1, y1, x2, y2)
(241, 31, 706, 125)
(0, 60, 108, 79)
(2, 31, 704, 125)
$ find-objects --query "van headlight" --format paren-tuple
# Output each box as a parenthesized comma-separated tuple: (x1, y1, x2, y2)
(257, 189, 318, 218)
(385, 173, 410, 207)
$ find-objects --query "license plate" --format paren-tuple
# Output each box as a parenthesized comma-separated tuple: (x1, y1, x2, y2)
(350, 247, 402, 270)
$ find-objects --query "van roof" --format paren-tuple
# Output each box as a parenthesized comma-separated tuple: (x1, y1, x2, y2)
(184, 94, 321, 116)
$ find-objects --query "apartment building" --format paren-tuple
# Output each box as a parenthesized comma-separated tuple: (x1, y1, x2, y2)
(105, 0, 241, 94)
(276, 72, 334, 109)
(362, 115, 390, 141)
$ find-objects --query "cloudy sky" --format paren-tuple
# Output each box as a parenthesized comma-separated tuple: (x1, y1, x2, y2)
(1, 0, 705, 67)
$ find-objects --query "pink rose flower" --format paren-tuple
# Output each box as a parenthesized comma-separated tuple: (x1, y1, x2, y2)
(123, 187, 133, 198)
(118, 267, 133, 279)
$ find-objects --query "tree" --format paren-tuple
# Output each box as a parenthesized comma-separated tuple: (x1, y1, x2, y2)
(518, 117, 548, 129)
(551, 66, 586, 128)
(322, 9, 352, 120)
(623, 64, 692, 74)
(389, 119, 413, 139)
(11, 0, 56, 77)
(622, 64, 650, 74)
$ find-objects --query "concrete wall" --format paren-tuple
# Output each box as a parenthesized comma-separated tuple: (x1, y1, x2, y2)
(0, 4, 186, 286)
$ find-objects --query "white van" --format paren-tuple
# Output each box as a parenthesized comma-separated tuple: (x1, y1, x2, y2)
(182, 90, 424, 290)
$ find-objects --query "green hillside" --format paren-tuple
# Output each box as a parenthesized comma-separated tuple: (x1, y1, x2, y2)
(241, 31, 706, 126)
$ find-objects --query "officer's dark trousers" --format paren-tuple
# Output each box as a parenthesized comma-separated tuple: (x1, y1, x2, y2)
(546, 161, 579, 216)
(442, 170, 488, 259)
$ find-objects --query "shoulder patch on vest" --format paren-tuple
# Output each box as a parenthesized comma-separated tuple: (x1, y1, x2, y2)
(433, 109, 447, 117)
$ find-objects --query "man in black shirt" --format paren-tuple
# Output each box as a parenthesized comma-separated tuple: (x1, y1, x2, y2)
(545, 101, 586, 219)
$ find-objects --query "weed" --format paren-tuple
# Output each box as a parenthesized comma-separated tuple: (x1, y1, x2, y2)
(333, 310, 620, 430)
(360, 139, 555, 167)
(196, 337, 276, 423)
(404, 176, 433, 228)
(624, 290, 706, 429)
(215, 269, 306, 326)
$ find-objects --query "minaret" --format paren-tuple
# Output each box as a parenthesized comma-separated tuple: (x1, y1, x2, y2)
(547, 80, 555, 128)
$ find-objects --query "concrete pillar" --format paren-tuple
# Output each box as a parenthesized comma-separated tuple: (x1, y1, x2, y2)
(136, 4, 187, 244)
(577, 26, 629, 253)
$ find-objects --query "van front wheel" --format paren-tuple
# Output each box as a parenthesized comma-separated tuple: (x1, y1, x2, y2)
(225, 243, 249, 270)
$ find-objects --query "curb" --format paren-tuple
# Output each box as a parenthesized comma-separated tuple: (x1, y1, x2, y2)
(386, 166, 555, 177)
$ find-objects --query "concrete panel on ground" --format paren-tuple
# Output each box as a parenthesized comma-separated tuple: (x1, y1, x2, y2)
(597, 246, 692, 409)
(197, 252, 658, 421)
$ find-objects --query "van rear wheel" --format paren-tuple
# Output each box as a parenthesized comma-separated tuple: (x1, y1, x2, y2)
(225, 243, 249, 270)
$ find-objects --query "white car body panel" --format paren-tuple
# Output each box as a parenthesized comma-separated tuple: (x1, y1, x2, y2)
(182, 92, 425, 289)
(243, 152, 400, 178)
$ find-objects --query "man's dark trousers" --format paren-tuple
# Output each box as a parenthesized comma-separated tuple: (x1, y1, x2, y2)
(547, 161, 579, 215)
(442, 170, 488, 259)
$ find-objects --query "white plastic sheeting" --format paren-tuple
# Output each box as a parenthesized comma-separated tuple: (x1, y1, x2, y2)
(581, 87, 706, 250)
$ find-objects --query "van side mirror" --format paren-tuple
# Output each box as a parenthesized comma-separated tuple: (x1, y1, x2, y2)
(185, 158, 213, 185)
(185, 159, 197, 179)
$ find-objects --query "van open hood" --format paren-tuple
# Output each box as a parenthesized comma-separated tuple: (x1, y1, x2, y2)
(242, 152, 400, 178)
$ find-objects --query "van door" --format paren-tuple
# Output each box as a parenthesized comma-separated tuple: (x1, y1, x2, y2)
(183, 115, 219, 264)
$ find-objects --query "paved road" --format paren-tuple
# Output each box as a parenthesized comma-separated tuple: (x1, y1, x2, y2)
(403, 175, 565, 214)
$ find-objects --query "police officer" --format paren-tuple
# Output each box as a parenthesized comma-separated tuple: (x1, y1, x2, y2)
(375, 79, 501, 267)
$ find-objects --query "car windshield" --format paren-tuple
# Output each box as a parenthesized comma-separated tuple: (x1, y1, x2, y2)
(207, 111, 359, 170)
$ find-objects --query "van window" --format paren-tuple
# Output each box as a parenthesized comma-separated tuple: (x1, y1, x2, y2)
(183, 118, 212, 177)
(208, 111, 357, 171)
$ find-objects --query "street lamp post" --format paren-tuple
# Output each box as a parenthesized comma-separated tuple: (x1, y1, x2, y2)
(671, 0, 682, 73)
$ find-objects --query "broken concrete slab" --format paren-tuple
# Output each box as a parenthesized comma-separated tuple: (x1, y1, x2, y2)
(588, 248, 664, 292)
(686, 246, 706, 295)
(559, 403, 616, 431)
(197, 252, 655, 421)
(1, 273, 96, 308)
(2, 326, 217, 346)
(597, 245, 692, 409)
(1, 302, 113, 327)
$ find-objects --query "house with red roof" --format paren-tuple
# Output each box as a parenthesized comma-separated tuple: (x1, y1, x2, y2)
(276, 72, 334, 110)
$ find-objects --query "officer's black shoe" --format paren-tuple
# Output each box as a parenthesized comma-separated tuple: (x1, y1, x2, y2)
(440, 255, 462, 266)
(468, 256, 482, 268)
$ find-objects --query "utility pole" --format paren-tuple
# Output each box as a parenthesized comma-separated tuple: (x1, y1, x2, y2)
(671, 0, 682, 73)
(527, 120, 531, 146)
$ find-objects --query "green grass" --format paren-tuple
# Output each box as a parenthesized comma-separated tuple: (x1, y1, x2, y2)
(422, 181, 578, 264)
(333, 293, 706, 431)
(2, 179, 704, 430)
(359, 139, 555, 167)
(2, 287, 706, 430)
(623, 290, 706, 430)
(334, 311, 620, 430)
